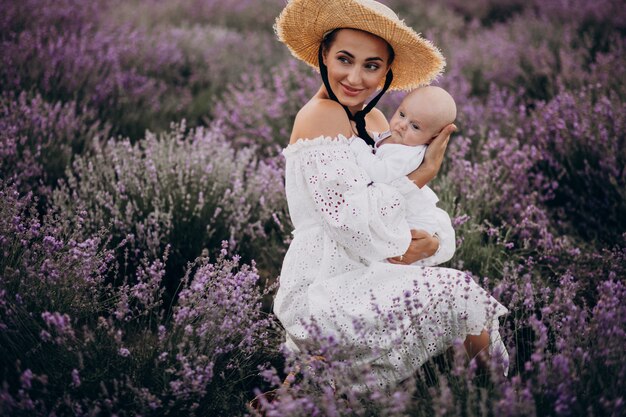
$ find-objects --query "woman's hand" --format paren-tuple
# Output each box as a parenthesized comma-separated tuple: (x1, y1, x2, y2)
(407, 123, 456, 188)
(388, 229, 439, 265)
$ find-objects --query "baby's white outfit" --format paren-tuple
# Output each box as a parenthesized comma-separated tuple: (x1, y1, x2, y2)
(349, 131, 456, 265)
(274, 135, 509, 391)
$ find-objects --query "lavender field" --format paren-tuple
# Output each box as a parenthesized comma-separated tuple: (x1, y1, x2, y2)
(1, 0, 625, 415)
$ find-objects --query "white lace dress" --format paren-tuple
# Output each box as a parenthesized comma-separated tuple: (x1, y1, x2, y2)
(274, 135, 508, 389)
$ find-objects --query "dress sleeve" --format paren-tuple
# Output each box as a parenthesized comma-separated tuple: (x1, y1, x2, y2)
(299, 143, 412, 262)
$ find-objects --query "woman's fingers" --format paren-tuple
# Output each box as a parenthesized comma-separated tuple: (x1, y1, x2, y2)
(388, 230, 440, 264)
(407, 125, 456, 188)
(409, 232, 439, 260)
(425, 123, 456, 160)
(437, 123, 456, 144)
(410, 229, 431, 240)
(388, 230, 434, 264)
(387, 256, 405, 264)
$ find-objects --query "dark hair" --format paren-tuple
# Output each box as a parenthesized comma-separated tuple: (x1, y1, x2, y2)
(322, 28, 395, 66)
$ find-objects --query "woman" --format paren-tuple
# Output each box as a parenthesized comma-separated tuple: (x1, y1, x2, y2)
(273, 0, 508, 389)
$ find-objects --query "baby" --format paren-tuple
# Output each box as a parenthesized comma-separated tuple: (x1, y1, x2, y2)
(350, 86, 457, 266)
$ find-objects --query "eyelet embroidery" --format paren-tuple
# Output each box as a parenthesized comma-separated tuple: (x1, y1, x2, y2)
(274, 136, 509, 389)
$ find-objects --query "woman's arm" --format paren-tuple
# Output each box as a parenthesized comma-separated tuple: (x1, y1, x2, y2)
(297, 140, 413, 263)
(291, 99, 448, 263)
(407, 124, 456, 188)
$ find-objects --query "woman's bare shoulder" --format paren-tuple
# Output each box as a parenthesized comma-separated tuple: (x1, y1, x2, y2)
(366, 107, 390, 133)
(290, 99, 353, 144)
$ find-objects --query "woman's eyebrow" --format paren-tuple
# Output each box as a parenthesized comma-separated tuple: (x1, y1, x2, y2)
(336, 50, 384, 62)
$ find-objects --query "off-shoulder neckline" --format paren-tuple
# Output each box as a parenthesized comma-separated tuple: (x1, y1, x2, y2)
(283, 134, 357, 156)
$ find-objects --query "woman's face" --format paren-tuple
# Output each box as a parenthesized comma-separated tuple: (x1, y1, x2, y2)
(323, 29, 391, 112)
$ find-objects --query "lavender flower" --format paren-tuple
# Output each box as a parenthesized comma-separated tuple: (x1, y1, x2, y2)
(1, 1, 624, 415)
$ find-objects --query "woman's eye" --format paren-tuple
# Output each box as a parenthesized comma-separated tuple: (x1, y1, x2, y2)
(338, 56, 350, 64)
(365, 63, 380, 71)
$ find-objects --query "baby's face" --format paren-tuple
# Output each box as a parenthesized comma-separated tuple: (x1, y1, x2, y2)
(388, 88, 455, 146)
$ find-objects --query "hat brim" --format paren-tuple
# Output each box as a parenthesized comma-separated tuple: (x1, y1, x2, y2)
(275, 0, 445, 91)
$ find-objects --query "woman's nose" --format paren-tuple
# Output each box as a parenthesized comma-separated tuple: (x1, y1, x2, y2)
(346, 67, 362, 85)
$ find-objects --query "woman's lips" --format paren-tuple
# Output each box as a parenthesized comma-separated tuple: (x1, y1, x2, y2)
(340, 83, 363, 97)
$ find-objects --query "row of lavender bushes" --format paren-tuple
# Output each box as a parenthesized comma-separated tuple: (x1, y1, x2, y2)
(1, 0, 287, 140)
(0, 182, 280, 415)
(1, 0, 625, 415)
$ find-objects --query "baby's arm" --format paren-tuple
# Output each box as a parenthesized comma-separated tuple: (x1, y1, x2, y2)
(350, 140, 424, 183)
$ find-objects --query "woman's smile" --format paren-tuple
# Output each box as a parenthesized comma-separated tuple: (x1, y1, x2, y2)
(339, 83, 364, 97)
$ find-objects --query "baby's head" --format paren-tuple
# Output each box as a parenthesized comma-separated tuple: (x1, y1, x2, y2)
(388, 86, 456, 146)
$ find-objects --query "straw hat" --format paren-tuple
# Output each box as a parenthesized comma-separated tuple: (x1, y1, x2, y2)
(275, 0, 445, 91)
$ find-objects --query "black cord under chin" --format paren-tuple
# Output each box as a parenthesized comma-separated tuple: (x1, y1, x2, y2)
(318, 44, 393, 147)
